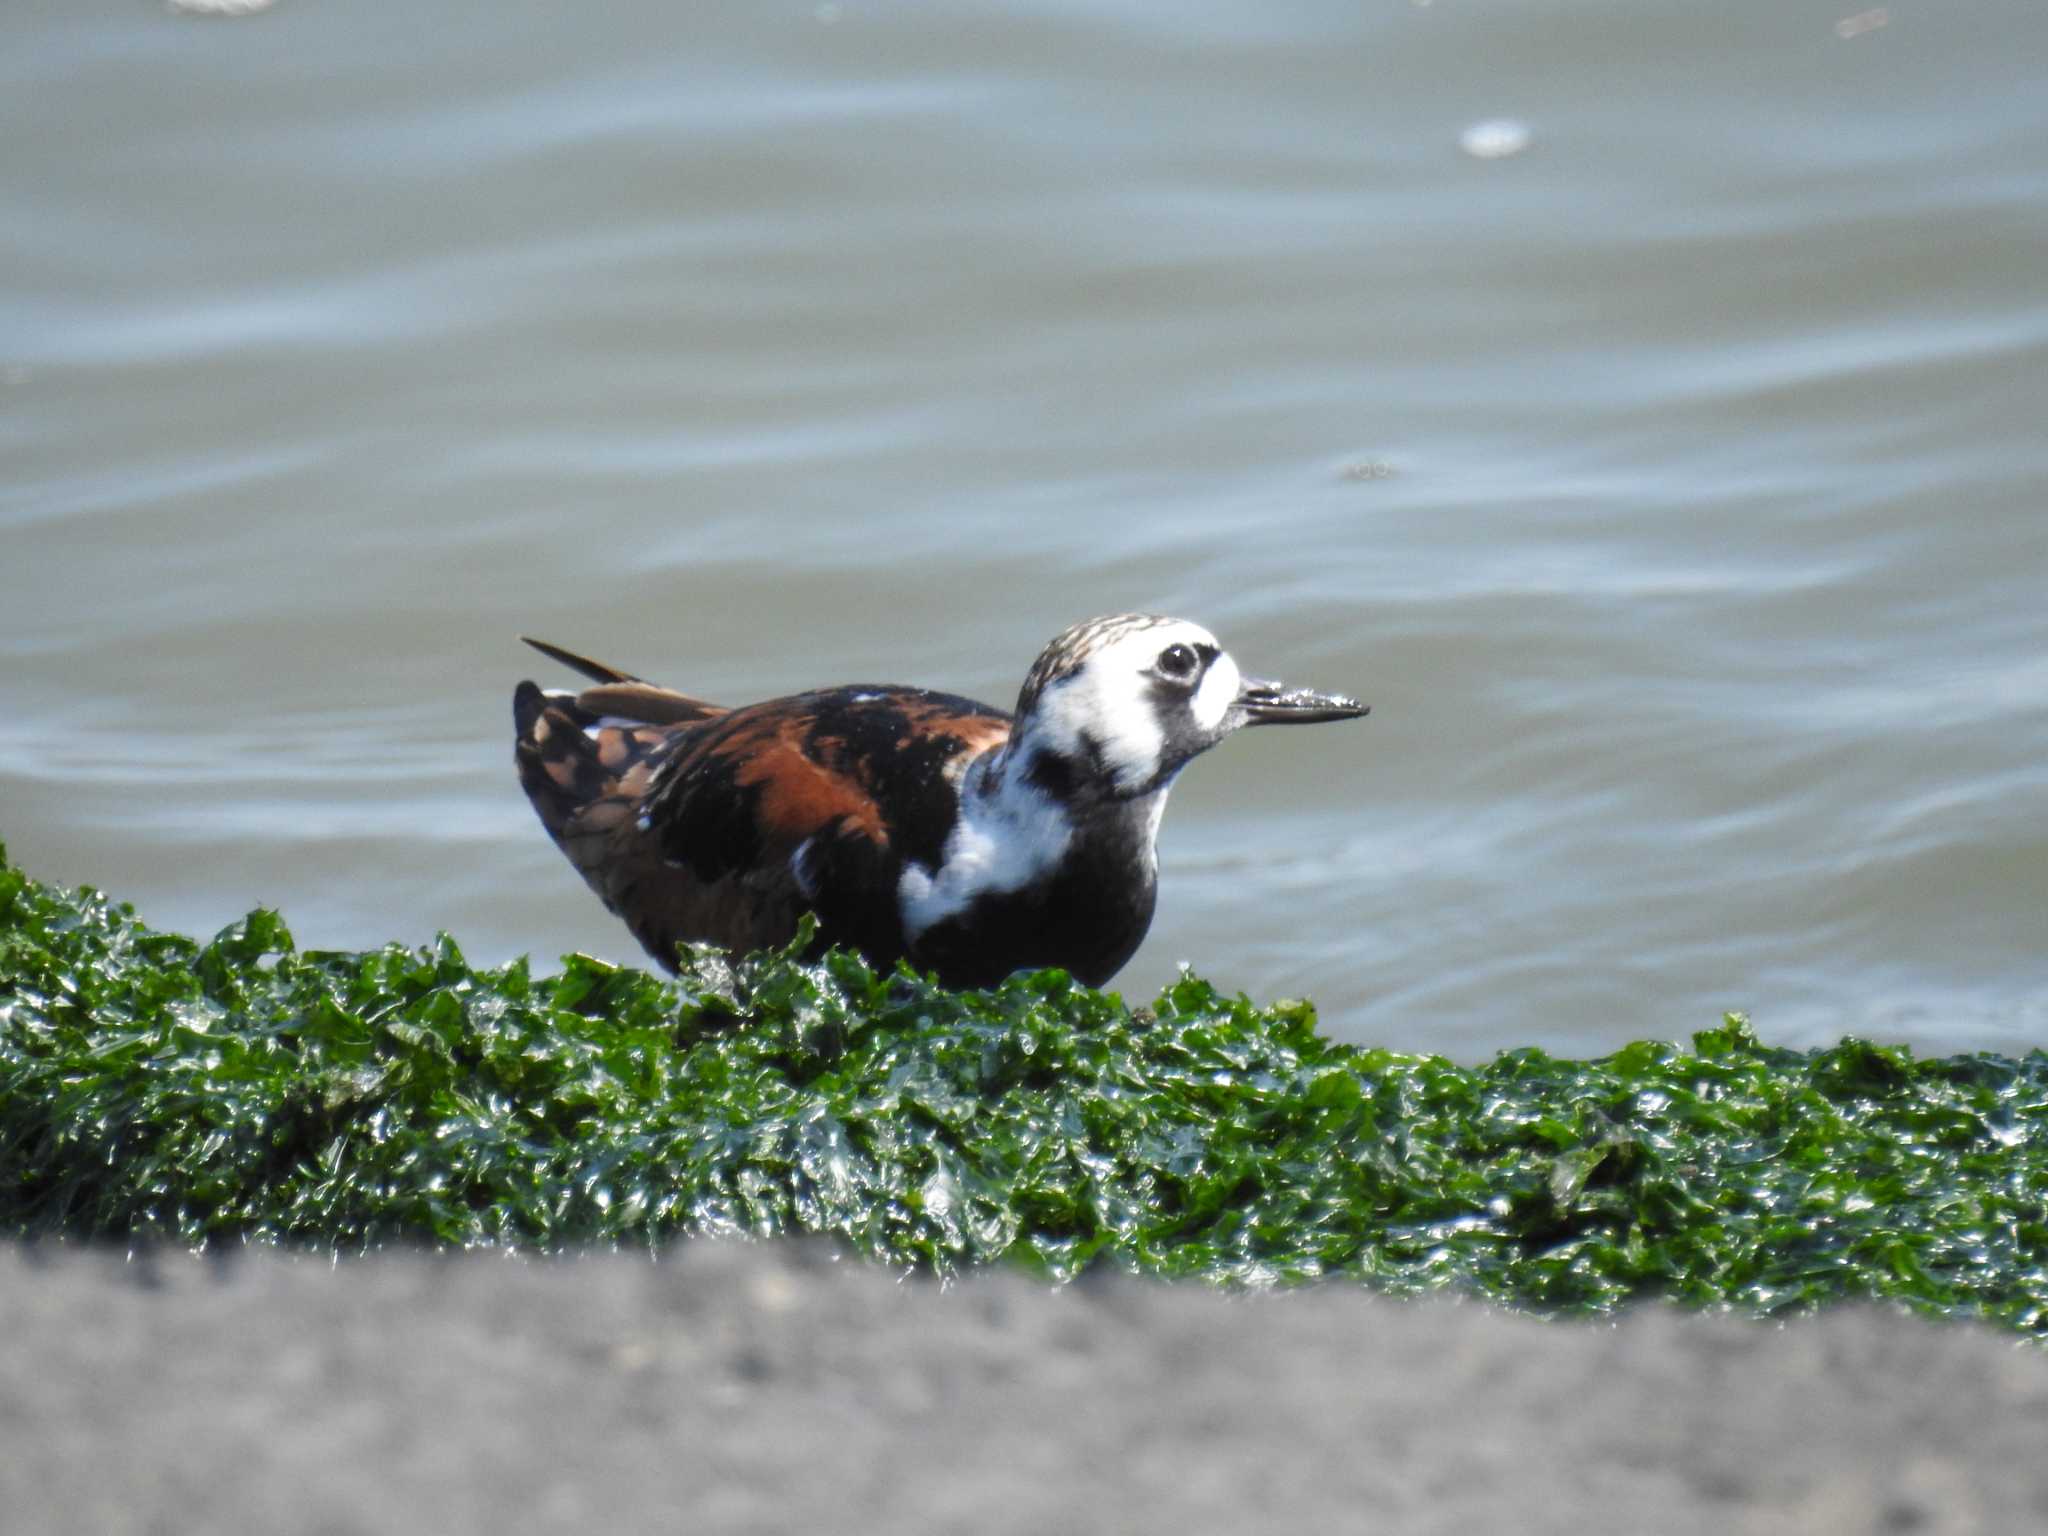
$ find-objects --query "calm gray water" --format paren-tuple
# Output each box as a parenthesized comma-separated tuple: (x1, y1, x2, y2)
(5, 0, 2045, 1059)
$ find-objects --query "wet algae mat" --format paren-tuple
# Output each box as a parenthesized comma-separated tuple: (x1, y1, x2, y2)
(3, 843, 2045, 1332)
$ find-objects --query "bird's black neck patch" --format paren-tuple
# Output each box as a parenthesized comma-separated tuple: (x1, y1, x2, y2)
(906, 794, 1162, 989)
(1022, 747, 1079, 802)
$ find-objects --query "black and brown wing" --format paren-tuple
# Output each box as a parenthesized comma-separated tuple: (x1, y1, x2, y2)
(514, 642, 1010, 973)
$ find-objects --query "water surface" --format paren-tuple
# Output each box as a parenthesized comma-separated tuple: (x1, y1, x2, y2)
(5, 0, 2045, 1057)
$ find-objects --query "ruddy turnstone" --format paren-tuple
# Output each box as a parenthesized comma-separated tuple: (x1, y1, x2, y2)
(513, 614, 1365, 989)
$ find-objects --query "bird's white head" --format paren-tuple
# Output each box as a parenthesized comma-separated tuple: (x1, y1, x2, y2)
(1008, 614, 1366, 801)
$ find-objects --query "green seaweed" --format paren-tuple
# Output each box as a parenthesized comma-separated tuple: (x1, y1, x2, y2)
(4, 840, 2046, 1331)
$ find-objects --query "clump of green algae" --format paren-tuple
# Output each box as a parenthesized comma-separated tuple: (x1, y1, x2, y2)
(3, 840, 2046, 1331)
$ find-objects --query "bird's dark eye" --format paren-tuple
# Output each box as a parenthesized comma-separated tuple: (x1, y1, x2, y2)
(1156, 642, 1199, 682)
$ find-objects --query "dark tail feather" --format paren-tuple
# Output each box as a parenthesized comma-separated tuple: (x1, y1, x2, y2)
(521, 636, 641, 686)
(520, 638, 726, 726)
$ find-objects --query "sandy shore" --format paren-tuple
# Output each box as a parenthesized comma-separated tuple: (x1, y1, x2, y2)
(3, 1241, 2042, 1534)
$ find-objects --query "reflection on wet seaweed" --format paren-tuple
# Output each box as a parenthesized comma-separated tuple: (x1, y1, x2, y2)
(5, 844, 2046, 1335)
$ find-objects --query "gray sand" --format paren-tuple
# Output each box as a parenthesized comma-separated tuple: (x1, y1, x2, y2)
(4, 1242, 2044, 1534)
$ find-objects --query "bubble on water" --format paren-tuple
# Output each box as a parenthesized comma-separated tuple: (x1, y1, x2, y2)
(1459, 118, 1532, 160)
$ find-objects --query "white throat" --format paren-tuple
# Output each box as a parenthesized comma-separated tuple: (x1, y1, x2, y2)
(896, 750, 1076, 941)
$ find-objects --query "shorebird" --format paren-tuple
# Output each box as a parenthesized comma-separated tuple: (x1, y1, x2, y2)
(513, 614, 1366, 989)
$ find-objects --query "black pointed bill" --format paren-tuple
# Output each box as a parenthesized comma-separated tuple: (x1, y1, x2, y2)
(1237, 677, 1369, 726)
